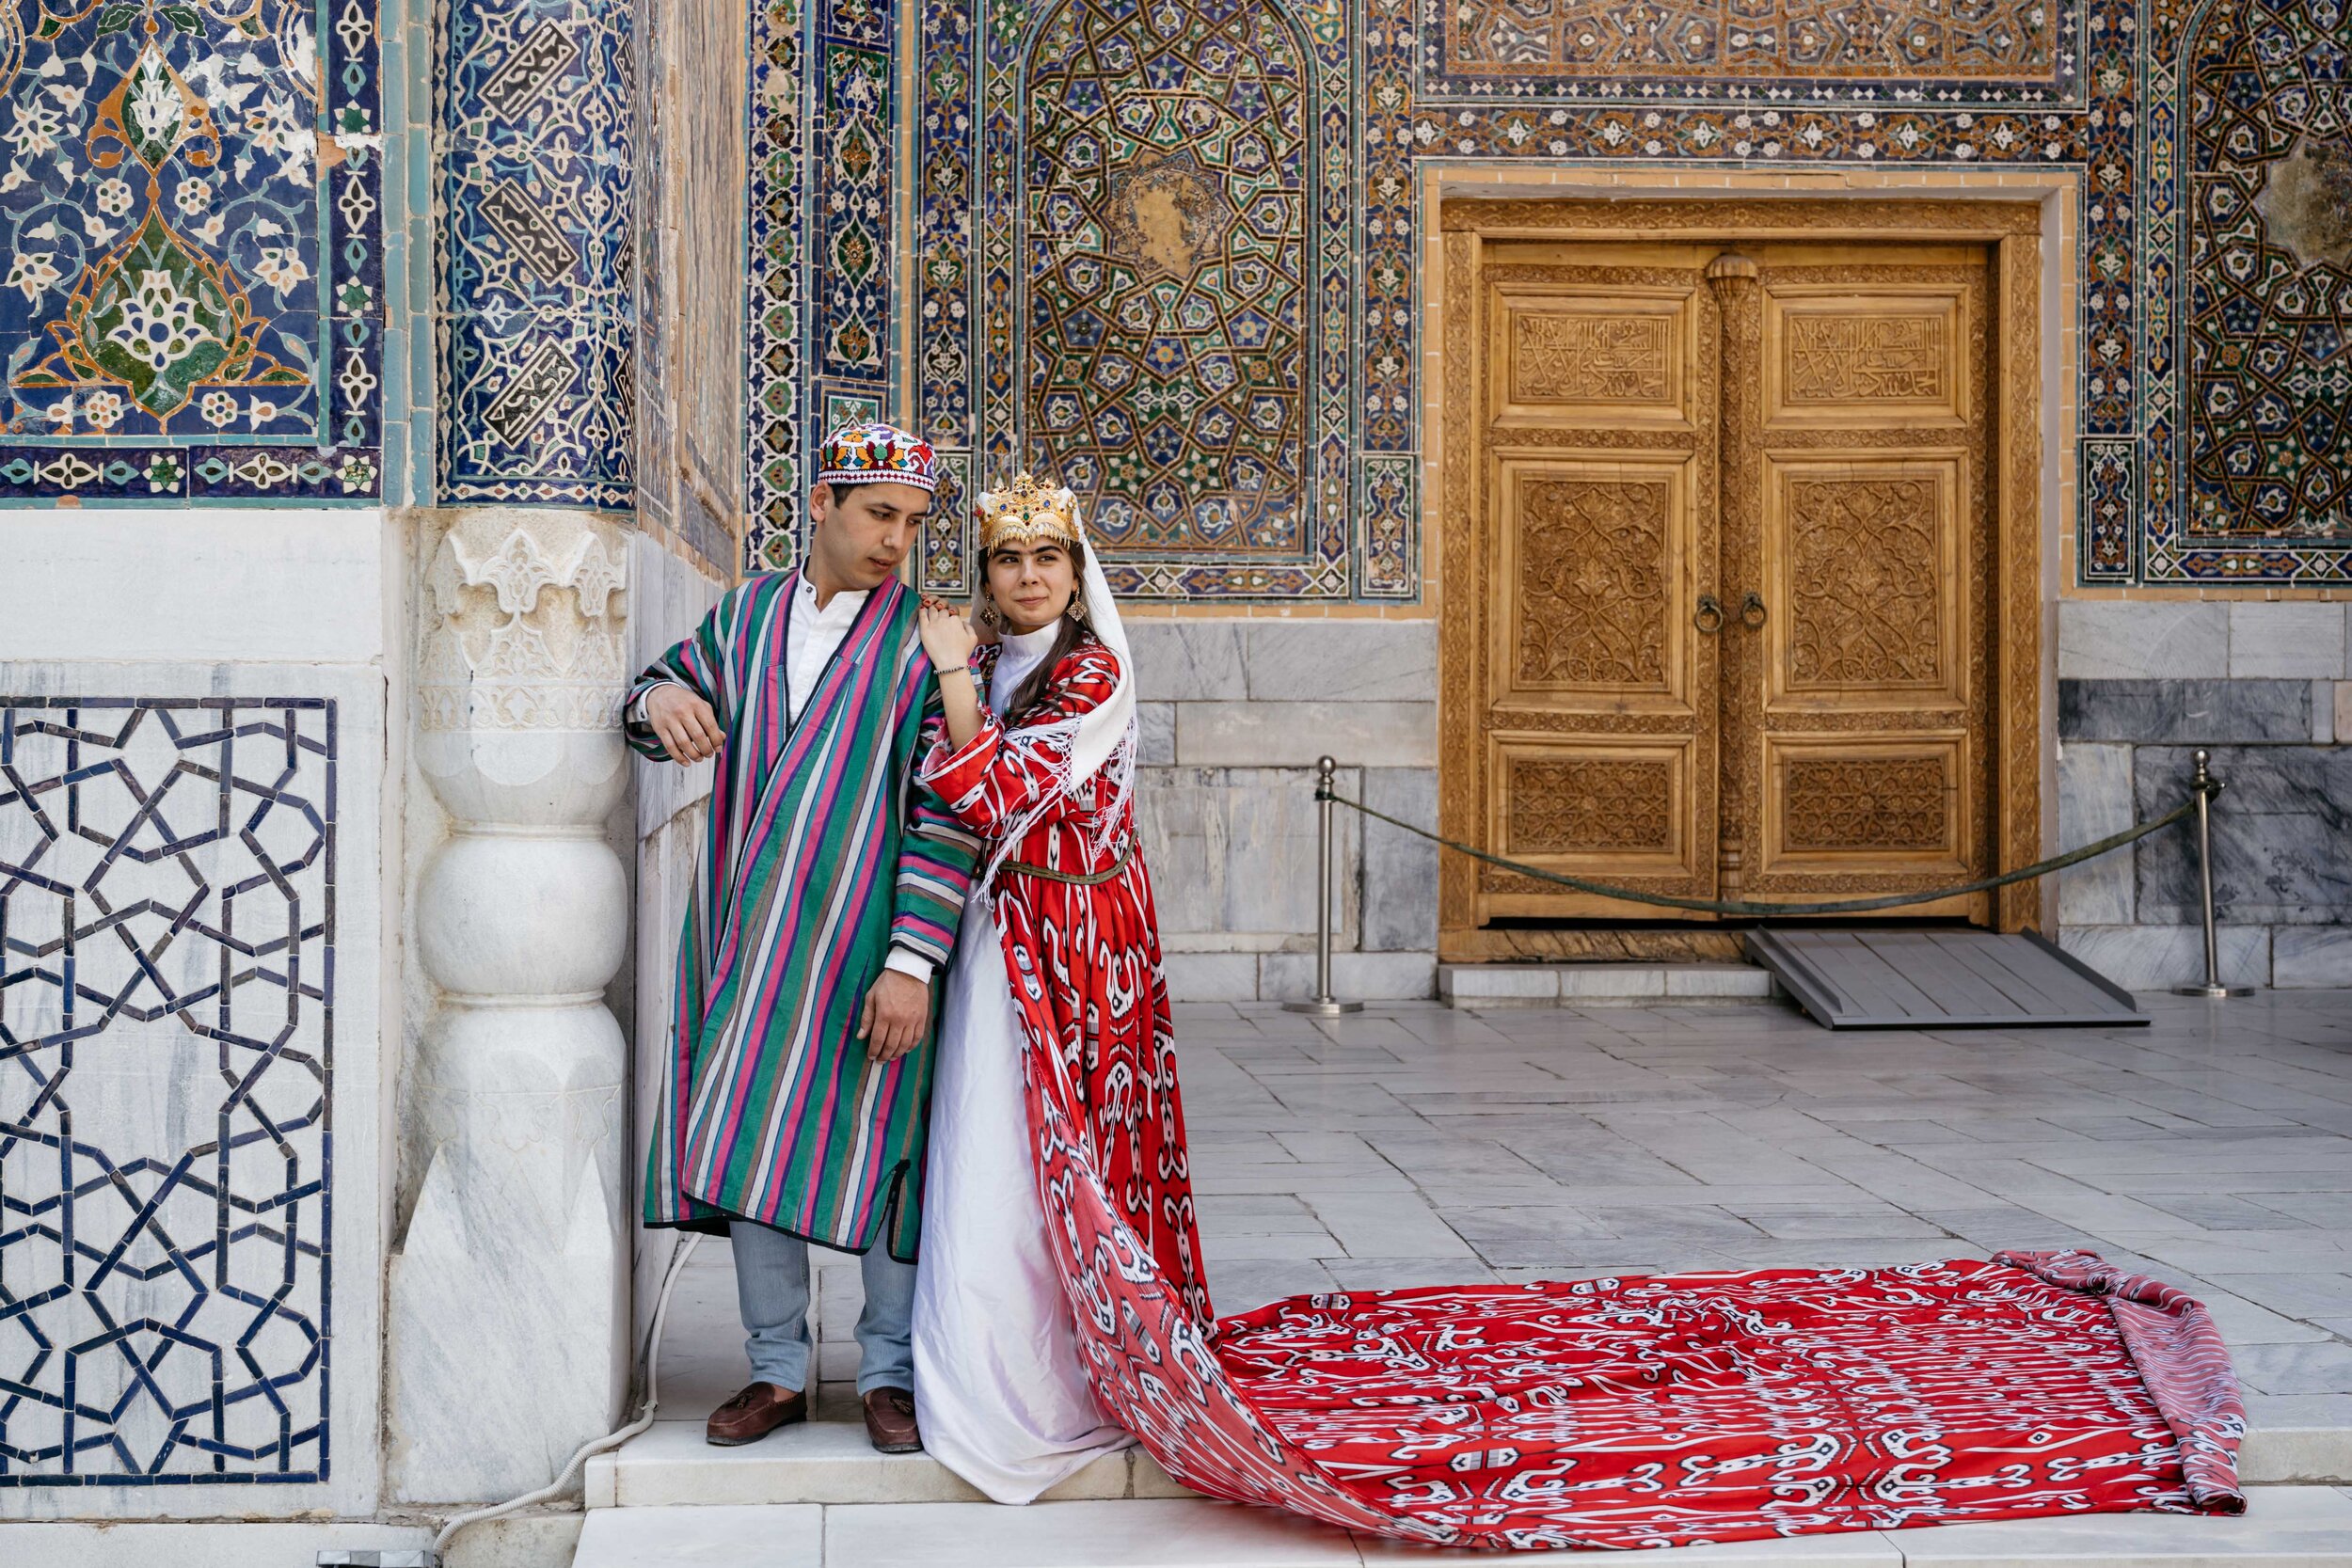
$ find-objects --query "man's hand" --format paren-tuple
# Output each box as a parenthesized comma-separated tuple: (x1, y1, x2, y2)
(645, 684, 724, 765)
(858, 969, 931, 1063)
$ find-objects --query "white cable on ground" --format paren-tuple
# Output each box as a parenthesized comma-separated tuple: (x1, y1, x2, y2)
(428, 1233, 703, 1560)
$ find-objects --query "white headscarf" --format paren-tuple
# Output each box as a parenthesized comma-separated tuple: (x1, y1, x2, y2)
(971, 509, 1136, 895)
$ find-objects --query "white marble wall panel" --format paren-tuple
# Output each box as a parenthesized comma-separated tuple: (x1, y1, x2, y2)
(1259, 951, 1438, 1001)
(0, 510, 389, 665)
(1165, 952, 1262, 1002)
(2229, 603, 2352, 679)
(1119, 621, 1442, 993)
(625, 532, 726, 1343)
(628, 533, 725, 840)
(1359, 768, 1439, 953)
(1122, 623, 1247, 700)
(630, 809, 709, 1328)
(0, 661, 388, 1521)
(1136, 768, 1359, 955)
(1174, 703, 1438, 768)
(2058, 924, 2271, 990)
(1136, 703, 1177, 764)
(1239, 622, 1438, 702)
(2056, 743, 2135, 926)
(2057, 601, 2228, 679)
(2275, 927, 2352, 988)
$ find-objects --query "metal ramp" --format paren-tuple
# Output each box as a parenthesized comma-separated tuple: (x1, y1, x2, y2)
(1745, 928, 2148, 1030)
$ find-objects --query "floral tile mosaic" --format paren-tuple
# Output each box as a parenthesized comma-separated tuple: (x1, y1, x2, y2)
(743, 0, 806, 560)
(0, 0, 383, 502)
(741, 0, 898, 569)
(738, 0, 2352, 593)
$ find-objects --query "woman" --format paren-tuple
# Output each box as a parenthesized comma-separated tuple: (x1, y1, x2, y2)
(906, 480, 2245, 1549)
(910, 474, 1211, 1504)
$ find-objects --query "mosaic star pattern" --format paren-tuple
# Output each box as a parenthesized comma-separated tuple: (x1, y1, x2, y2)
(0, 0, 384, 502)
(749, 0, 2352, 591)
(0, 699, 335, 1484)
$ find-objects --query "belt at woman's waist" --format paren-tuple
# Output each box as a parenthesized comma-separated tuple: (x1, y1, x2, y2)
(998, 838, 1136, 885)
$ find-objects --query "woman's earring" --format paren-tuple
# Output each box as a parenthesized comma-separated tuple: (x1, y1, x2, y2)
(1067, 594, 1089, 625)
(977, 601, 1001, 629)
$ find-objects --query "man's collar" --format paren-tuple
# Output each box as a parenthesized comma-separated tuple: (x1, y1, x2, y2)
(796, 571, 871, 614)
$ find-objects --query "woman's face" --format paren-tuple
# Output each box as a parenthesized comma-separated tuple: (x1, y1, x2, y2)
(986, 539, 1078, 635)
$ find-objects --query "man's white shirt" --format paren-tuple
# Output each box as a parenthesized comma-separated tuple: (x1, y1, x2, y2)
(635, 573, 936, 988)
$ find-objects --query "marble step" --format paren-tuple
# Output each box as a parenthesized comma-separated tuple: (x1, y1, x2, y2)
(1438, 961, 1781, 1006)
(585, 1417, 1200, 1509)
(570, 1488, 2352, 1568)
(588, 1414, 2352, 1511)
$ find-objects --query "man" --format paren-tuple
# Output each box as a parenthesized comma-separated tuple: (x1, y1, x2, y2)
(627, 421, 977, 1454)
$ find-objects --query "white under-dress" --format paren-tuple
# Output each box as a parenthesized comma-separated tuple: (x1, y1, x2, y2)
(910, 625, 1133, 1503)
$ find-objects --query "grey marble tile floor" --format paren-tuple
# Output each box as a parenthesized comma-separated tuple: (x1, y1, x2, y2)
(1175, 990, 2352, 1445)
(594, 990, 2352, 1564)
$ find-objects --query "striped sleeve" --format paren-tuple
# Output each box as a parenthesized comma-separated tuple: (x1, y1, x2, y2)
(890, 681, 981, 968)
(624, 584, 746, 761)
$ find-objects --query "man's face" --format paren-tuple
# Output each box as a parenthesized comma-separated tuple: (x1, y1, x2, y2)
(807, 481, 931, 591)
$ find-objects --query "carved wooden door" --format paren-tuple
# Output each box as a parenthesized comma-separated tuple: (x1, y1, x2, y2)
(1470, 243, 1724, 923)
(1719, 245, 1997, 921)
(1461, 238, 1996, 930)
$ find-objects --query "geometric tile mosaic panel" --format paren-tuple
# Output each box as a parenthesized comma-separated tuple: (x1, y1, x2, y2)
(0, 699, 333, 1484)
(771, 0, 2352, 592)
(0, 1, 384, 503)
(437, 0, 634, 509)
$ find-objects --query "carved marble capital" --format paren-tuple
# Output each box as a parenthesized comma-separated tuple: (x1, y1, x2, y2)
(416, 507, 631, 827)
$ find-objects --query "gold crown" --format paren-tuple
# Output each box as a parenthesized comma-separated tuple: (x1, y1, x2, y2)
(976, 473, 1081, 551)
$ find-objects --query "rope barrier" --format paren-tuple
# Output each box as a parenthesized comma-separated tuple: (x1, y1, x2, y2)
(1316, 779, 2219, 920)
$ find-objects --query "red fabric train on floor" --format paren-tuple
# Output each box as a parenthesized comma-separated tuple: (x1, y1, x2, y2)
(1024, 1037, 2247, 1550)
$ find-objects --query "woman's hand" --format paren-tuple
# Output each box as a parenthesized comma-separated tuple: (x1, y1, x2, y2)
(917, 599, 980, 673)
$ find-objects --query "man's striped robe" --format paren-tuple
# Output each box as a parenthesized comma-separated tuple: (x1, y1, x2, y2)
(627, 572, 978, 1260)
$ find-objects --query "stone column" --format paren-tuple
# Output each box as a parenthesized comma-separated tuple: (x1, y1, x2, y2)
(388, 511, 633, 1501)
(389, 0, 642, 1500)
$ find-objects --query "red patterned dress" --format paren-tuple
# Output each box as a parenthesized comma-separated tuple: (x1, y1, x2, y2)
(916, 632, 2245, 1550)
(919, 634, 1212, 1326)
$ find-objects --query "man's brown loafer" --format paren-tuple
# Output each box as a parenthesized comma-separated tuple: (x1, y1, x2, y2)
(862, 1386, 921, 1453)
(707, 1381, 806, 1447)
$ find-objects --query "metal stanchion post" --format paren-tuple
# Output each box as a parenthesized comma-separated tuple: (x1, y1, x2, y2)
(2173, 748, 2249, 999)
(1285, 755, 1363, 1017)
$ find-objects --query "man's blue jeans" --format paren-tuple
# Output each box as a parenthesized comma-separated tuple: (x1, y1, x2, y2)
(730, 1222, 916, 1395)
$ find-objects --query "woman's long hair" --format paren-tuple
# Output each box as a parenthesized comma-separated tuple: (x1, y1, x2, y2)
(989, 539, 1095, 730)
